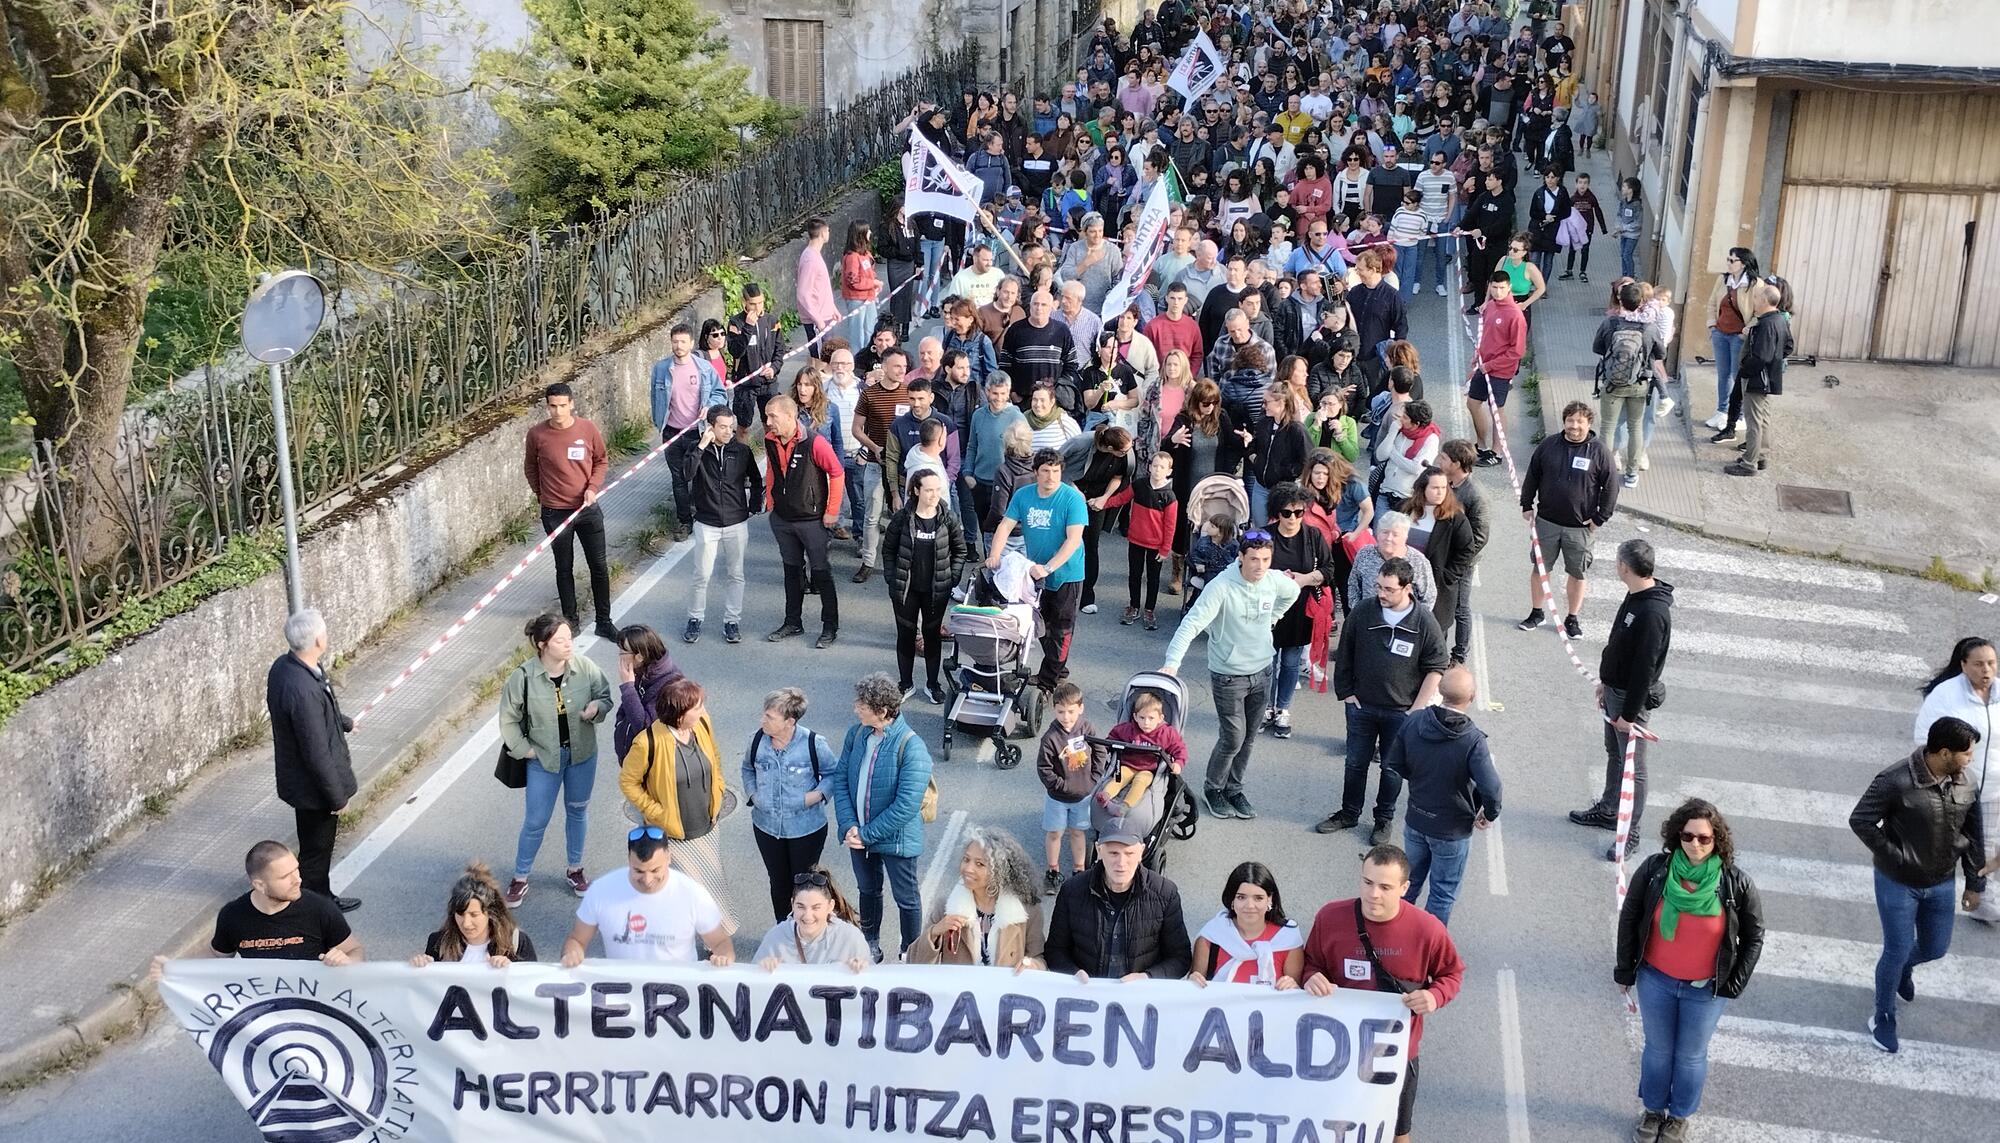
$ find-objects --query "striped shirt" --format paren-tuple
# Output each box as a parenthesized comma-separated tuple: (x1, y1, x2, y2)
(1388, 207, 1431, 248)
(1416, 170, 1457, 227)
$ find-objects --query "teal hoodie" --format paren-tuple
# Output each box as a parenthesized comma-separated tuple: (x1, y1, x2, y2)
(1163, 562, 1301, 676)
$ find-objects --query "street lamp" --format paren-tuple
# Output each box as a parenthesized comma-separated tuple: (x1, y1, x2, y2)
(241, 270, 328, 615)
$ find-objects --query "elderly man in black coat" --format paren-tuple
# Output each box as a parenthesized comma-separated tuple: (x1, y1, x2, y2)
(1042, 820, 1192, 980)
(268, 609, 361, 912)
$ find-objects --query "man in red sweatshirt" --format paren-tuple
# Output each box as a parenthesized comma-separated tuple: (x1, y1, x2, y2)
(523, 382, 614, 639)
(1304, 844, 1465, 1143)
(762, 394, 847, 649)
(1466, 272, 1528, 467)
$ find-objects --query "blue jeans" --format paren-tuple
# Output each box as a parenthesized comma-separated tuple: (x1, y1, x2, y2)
(1709, 329, 1741, 415)
(919, 239, 948, 311)
(842, 454, 865, 535)
(1873, 868, 1957, 1017)
(1247, 473, 1270, 527)
(1398, 247, 1424, 297)
(838, 296, 878, 352)
(1636, 963, 1728, 1118)
(1270, 644, 1306, 710)
(851, 849, 923, 957)
(1403, 827, 1471, 925)
(1341, 703, 1409, 821)
(1613, 388, 1659, 454)
(1619, 236, 1638, 278)
(515, 747, 595, 877)
(1417, 235, 1454, 290)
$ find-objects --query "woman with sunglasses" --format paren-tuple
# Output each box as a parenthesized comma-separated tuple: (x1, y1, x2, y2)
(908, 826, 1047, 970)
(753, 867, 872, 972)
(1261, 482, 1334, 741)
(620, 677, 737, 935)
(697, 318, 730, 385)
(1616, 799, 1764, 1143)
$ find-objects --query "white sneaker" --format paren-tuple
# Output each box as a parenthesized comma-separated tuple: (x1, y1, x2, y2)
(1655, 395, 1676, 419)
(1435, 284, 1447, 297)
(1703, 411, 1727, 430)
(1639, 455, 1650, 471)
(1081, 603, 1098, 615)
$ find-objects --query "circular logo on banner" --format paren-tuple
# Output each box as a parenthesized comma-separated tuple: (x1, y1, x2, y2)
(206, 997, 389, 1141)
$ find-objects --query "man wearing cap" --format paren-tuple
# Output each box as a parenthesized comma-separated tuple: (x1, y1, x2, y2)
(1248, 124, 1297, 183)
(1042, 820, 1192, 981)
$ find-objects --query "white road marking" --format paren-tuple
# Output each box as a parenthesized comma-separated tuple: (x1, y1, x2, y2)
(1591, 542, 1886, 592)
(920, 810, 971, 909)
(1665, 666, 1914, 715)
(333, 539, 697, 892)
(1695, 1118, 1898, 1143)
(1672, 589, 1908, 633)
(1663, 630, 1930, 679)
(1756, 930, 2000, 1007)
(1446, 273, 1469, 441)
(1655, 713, 1887, 763)
(1486, 820, 1509, 897)
(1496, 969, 1532, 1143)
(1705, 1015, 2000, 1100)
(1472, 611, 1496, 712)
(1733, 852, 1876, 904)
(1675, 777, 1855, 831)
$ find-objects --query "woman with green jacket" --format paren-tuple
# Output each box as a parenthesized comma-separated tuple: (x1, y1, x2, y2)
(501, 613, 613, 907)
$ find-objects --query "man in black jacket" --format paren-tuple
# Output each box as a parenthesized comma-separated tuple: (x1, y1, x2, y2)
(1851, 716, 1987, 1054)
(1322, 557, 1451, 844)
(1724, 282, 1793, 477)
(1385, 667, 1501, 926)
(1042, 825, 1192, 980)
(267, 610, 361, 912)
(1517, 400, 1618, 637)
(680, 405, 760, 645)
(1439, 441, 1491, 664)
(1569, 539, 1673, 859)
(726, 282, 786, 435)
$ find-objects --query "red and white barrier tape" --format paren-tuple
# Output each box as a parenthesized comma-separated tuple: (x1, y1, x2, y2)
(349, 260, 937, 725)
(1448, 245, 1658, 907)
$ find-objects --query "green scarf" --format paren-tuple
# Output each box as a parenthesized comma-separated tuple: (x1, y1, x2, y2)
(1657, 849, 1723, 940)
(1025, 404, 1065, 431)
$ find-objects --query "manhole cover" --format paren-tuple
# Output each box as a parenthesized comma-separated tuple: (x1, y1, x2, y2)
(1776, 484, 1854, 517)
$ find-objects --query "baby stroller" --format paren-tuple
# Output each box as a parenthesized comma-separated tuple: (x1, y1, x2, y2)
(939, 557, 1044, 768)
(1186, 472, 1251, 532)
(1085, 670, 1199, 873)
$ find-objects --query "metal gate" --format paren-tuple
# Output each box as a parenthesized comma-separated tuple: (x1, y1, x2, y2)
(1873, 192, 1980, 363)
(1774, 184, 1889, 360)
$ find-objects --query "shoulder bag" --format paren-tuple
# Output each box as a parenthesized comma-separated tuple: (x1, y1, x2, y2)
(493, 666, 532, 789)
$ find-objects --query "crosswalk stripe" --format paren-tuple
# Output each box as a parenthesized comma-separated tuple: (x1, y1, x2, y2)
(1696, 1117, 1898, 1142)
(1661, 630, 1930, 679)
(1672, 589, 1908, 634)
(1733, 852, 1876, 904)
(1665, 667, 1914, 715)
(1676, 777, 1855, 831)
(1705, 1014, 2000, 1100)
(1659, 715, 1888, 764)
(1592, 543, 1886, 592)
(1757, 930, 2000, 1008)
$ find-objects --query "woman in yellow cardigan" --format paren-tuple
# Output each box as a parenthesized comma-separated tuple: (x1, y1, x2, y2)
(620, 676, 736, 933)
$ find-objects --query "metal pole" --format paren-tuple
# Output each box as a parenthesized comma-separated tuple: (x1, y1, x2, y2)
(267, 360, 306, 613)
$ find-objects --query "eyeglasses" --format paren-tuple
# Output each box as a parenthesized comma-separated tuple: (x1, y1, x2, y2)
(793, 870, 832, 888)
(628, 825, 666, 841)
(1680, 830, 1715, 845)
(1276, 508, 1307, 518)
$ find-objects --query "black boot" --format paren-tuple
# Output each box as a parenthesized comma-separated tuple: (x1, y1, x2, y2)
(812, 567, 840, 634)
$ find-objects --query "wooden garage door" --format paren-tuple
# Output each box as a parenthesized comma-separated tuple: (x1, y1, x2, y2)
(1774, 185, 1890, 360)
(1874, 192, 1979, 363)
(1955, 193, 2000, 366)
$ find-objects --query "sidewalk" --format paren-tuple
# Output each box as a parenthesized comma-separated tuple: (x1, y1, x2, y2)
(1524, 146, 1999, 590)
(0, 446, 677, 1086)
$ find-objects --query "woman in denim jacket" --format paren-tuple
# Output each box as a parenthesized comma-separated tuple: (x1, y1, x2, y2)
(741, 687, 838, 921)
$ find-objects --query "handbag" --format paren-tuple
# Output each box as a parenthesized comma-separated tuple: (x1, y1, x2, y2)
(493, 665, 531, 789)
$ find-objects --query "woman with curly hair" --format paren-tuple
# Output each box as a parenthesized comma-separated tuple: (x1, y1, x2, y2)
(906, 826, 1047, 970)
(1615, 799, 1765, 1143)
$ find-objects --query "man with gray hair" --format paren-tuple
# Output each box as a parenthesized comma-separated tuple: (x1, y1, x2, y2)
(267, 609, 361, 912)
(1174, 239, 1226, 310)
(1056, 280, 1102, 365)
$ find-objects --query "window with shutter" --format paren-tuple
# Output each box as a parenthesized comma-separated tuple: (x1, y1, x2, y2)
(765, 19, 826, 111)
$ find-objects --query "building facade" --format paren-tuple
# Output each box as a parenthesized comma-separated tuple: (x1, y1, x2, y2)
(1575, 0, 2000, 365)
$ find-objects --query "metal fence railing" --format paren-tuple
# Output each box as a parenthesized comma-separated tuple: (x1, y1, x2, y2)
(1, 49, 976, 671)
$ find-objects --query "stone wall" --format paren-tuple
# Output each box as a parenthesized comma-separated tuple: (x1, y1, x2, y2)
(0, 188, 881, 916)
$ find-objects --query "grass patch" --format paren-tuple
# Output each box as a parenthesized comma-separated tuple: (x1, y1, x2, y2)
(608, 419, 652, 456)
(337, 738, 437, 831)
(1918, 556, 1995, 594)
(472, 645, 533, 704)
(500, 511, 534, 545)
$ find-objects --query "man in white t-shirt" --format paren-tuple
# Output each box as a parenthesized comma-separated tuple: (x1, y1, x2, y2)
(945, 244, 1007, 308)
(560, 829, 733, 965)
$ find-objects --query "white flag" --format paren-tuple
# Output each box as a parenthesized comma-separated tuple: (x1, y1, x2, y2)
(1099, 177, 1174, 321)
(902, 133, 983, 222)
(1166, 31, 1226, 103)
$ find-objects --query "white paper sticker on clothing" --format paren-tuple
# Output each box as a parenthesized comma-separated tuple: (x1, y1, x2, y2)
(1570, 456, 1590, 471)
(1390, 638, 1414, 657)
(566, 445, 587, 461)
(1343, 958, 1372, 982)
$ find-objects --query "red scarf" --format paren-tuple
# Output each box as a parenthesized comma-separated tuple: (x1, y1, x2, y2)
(1401, 420, 1441, 459)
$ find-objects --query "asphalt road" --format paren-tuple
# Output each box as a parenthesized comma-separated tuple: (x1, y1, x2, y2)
(4, 282, 1994, 1143)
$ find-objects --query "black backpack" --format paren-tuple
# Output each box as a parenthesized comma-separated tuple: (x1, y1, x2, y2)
(1595, 322, 1648, 398)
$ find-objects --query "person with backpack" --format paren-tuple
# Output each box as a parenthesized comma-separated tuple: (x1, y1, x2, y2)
(741, 687, 839, 922)
(1593, 281, 1667, 489)
(828, 673, 936, 962)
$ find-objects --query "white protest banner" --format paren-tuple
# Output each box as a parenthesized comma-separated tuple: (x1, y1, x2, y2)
(904, 133, 984, 223)
(1099, 177, 1175, 321)
(160, 959, 1412, 1142)
(1165, 31, 1226, 103)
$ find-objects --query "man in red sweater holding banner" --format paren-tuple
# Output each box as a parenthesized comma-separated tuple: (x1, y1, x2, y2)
(1304, 844, 1465, 1143)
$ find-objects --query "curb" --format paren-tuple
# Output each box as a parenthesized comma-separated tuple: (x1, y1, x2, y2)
(0, 666, 490, 1091)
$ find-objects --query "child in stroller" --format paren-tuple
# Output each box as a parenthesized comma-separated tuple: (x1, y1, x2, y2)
(1086, 670, 1200, 871)
(1097, 692, 1188, 814)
